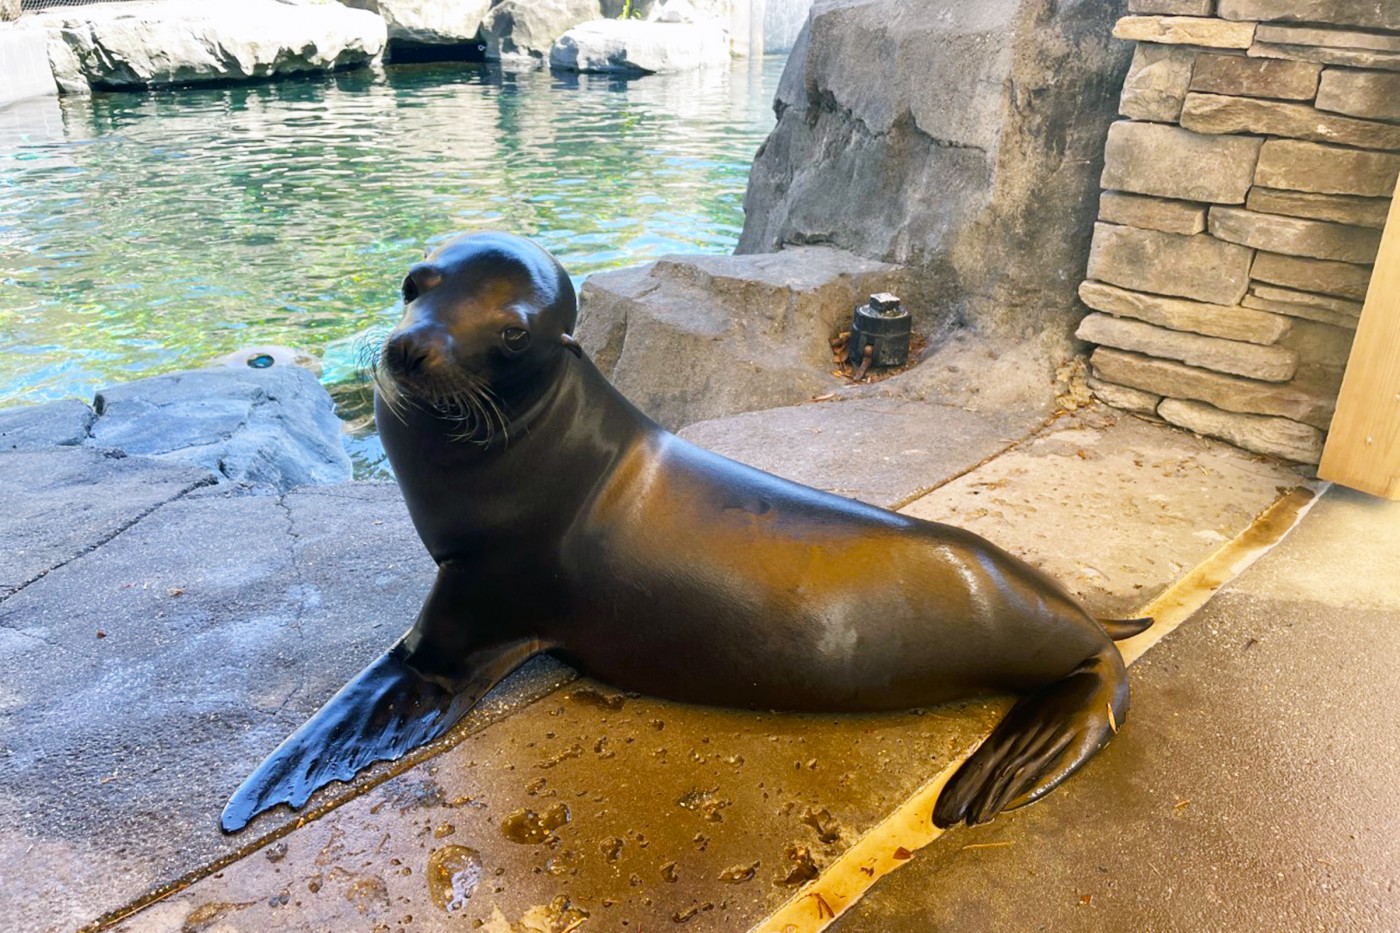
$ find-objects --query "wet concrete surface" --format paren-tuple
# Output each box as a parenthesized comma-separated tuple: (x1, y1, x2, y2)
(0, 404, 1309, 933)
(835, 486, 1400, 932)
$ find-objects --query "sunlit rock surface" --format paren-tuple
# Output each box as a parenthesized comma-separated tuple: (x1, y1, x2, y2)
(340, 0, 493, 46)
(550, 17, 730, 73)
(37, 0, 387, 94)
(739, 0, 1132, 342)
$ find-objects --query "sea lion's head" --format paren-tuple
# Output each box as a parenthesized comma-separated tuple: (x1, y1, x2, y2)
(374, 232, 579, 442)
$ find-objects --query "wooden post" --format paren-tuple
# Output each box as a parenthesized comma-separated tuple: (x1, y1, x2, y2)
(1318, 178, 1400, 499)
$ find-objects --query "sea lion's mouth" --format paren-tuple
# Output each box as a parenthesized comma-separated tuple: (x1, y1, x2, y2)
(366, 340, 510, 446)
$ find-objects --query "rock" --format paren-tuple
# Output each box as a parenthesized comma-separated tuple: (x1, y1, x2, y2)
(1254, 139, 1400, 198)
(1077, 313, 1299, 382)
(1277, 316, 1357, 369)
(1245, 188, 1390, 229)
(2, 0, 19, 22)
(1208, 206, 1381, 264)
(1316, 68, 1400, 122)
(0, 26, 59, 105)
(737, 0, 1133, 342)
(1254, 24, 1400, 51)
(1128, 0, 1211, 12)
(0, 400, 95, 452)
(1101, 121, 1261, 205)
(1248, 43, 1400, 72)
(1099, 192, 1207, 235)
(1112, 15, 1257, 49)
(88, 367, 352, 492)
(340, 0, 492, 47)
(1087, 377, 1162, 415)
(550, 19, 730, 73)
(1243, 285, 1363, 329)
(1250, 251, 1374, 301)
(1157, 398, 1323, 464)
(1091, 347, 1336, 429)
(39, 0, 387, 94)
(1086, 223, 1254, 306)
(481, 0, 604, 68)
(1078, 280, 1291, 344)
(575, 247, 904, 430)
(1188, 52, 1320, 100)
(1180, 92, 1400, 151)
(1219, 0, 1400, 31)
(1119, 43, 1195, 122)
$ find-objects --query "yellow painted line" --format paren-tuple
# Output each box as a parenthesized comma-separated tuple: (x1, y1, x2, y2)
(749, 483, 1327, 933)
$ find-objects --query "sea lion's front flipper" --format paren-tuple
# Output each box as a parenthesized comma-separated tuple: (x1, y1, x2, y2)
(932, 644, 1131, 828)
(221, 635, 544, 833)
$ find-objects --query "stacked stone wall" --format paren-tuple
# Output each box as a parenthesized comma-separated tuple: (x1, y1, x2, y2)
(1077, 2, 1400, 465)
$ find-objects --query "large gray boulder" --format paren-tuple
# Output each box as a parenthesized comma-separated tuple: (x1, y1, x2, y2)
(481, 0, 608, 68)
(576, 247, 905, 430)
(738, 0, 1131, 344)
(87, 366, 352, 491)
(38, 0, 387, 94)
(339, 0, 493, 46)
(550, 18, 730, 73)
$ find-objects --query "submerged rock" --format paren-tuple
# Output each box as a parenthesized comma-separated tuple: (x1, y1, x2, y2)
(576, 247, 904, 430)
(550, 18, 730, 74)
(38, 0, 387, 94)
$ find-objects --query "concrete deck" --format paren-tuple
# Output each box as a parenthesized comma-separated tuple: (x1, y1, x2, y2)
(6, 385, 1389, 933)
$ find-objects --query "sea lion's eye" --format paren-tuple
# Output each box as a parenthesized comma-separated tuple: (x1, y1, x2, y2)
(502, 327, 531, 352)
(401, 275, 419, 303)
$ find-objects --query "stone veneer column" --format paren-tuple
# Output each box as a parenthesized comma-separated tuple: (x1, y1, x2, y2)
(1077, 2, 1400, 465)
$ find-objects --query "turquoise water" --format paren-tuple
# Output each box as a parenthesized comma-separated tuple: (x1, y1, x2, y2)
(0, 58, 785, 471)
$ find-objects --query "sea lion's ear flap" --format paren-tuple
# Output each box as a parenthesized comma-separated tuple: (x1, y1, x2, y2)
(560, 334, 583, 358)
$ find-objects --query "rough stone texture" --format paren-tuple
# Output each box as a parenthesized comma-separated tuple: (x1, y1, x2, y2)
(1091, 346, 1336, 428)
(1243, 285, 1364, 329)
(1254, 24, 1400, 52)
(2, 0, 19, 22)
(0, 447, 214, 598)
(1188, 51, 1321, 99)
(1255, 139, 1400, 198)
(1077, 313, 1299, 382)
(1099, 191, 1207, 234)
(1102, 121, 1261, 205)
(1079, 280, 1290, 344)
(1316, 68, 1400, 122)
(550, 19, 730, 73)
(575, 248, 904, 430)
(38, 0, 387, 94)
(1119, 42, 1196, 122)
(1250, 250, 1374, 300)
(1249, 42, 1400, 72)
(1246, 187, 1390, 229)
(339, 0, 493, 45)
(0, 399, 95, 452)
(1180, 92, 1400, 150)
(1086, 223, 1255, 306)
(1128, 0, 1211, 12)
(88, 366, 352, 492)
(481, 0, 604, 68)
(1158, 397, 1323, 462)
(1113, 15, 1257, 48)
(1209, 206, 1382, 264)
(1087, 376, 1161, 414)
(1277, 316, 1357, 370)
(1219, 0, 1400, 31)
(738, 0, 1134, 343)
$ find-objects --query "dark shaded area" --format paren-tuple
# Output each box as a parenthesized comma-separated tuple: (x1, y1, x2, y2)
(386, 38, 489, 65)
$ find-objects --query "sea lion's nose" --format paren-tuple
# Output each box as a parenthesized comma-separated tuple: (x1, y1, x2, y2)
(384, 328, 437, 377)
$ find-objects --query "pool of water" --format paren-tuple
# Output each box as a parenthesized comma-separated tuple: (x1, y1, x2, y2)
(0, 57, 786, 472)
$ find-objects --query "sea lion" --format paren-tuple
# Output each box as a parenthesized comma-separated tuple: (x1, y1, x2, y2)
(221, 232, 1150, 833)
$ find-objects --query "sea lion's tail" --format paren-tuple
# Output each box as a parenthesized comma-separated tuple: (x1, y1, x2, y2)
(1098, 616, 1153, 640)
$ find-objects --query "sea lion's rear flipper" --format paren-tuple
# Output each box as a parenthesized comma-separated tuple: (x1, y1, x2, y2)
(931, 644, 1131, 828)
(220, 636, 543, 833)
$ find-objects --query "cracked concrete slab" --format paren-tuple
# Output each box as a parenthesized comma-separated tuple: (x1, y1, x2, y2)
(0, 446, 214, 598)
(834, 486, 1400, 932)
